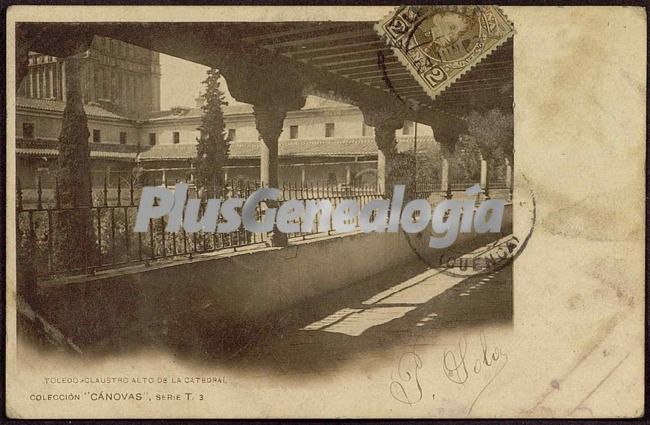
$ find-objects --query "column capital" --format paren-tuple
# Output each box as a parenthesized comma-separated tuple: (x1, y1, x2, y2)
(253, 105, 287, 146)
(360, 103, 407, 130)
(221, 66, 306, 112)
(361, 104, 407, 154)
(438, 138, 456, 159)
(431, 121, 463, 155)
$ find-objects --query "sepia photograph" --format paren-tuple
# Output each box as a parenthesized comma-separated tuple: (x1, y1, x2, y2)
(5, 5, 645, 419)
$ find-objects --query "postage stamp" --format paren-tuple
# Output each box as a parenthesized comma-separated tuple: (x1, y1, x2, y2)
(376, 6, 514, 99)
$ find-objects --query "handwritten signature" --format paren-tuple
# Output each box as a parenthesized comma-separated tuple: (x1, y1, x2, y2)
(390, 332, 508, 412)
(443, 332, 507, 385)
(390, 352, 423, 405)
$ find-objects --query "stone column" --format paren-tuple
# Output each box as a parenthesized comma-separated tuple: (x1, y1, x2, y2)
(361, 106, 405, 197)
(432, 122, 461, 200)
(345, 165, 352, 186)
(375, 125, 396, 194)
(300, 165, 306, 185)
(29, 69, 35, 97)
(254, 105, 286, 188)
(480, 152, 489, 200)
(48, 63, 54, 98)
(254, 105, 289, 247)
(440, 147, 453, 199)
(35, 66, 41, 98)
(221, 63, 306, 247)
(61, 62, 66, 102)
(505, 156, 513, 201)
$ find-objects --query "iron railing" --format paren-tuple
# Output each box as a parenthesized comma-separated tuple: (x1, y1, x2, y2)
(16, 176, 384, 279)
(16, 173, 511, 279)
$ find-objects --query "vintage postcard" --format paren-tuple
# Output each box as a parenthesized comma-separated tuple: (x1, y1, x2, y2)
(5, 5, 646, 419)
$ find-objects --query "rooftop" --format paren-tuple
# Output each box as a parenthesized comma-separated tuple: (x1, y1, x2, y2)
(147, 96, 356, 122)
(17, 97, 127, 120)
(138, 136, 432, 161)
(16, 138, 139, 160)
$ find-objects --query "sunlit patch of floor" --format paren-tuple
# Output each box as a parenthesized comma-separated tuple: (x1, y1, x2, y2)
(299, 238, 513, 339)
(415, 312, 440, 328)
(361, 268, 442, 305)
(300, 268, 464, 337)
(300, 308, 362, 331)
(368, 272, 465, 305)
(320, 306, 417, 337)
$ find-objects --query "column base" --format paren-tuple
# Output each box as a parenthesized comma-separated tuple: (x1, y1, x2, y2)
(268, 229, 288, 247)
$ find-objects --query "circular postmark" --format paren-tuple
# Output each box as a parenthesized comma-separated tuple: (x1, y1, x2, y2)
(402, 182, 535, 278)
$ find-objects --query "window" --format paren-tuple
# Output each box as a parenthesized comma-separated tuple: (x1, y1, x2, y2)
(227, 129, 236, 141)
(149, 133, 156, 146)
(173, 131, 180, 144)
(92, 129, 101, 143)
(402, 120, 414, 135)
(325, 123, 335, 138)
(119, 131, 127, 144)
(289, 125, 299, 139)
(22, 122, 34, 139)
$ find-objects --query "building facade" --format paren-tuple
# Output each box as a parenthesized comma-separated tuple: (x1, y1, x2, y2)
(16, 36, 436, 194)
(17, 36, 161, 119)
(16, 94, 435, 197)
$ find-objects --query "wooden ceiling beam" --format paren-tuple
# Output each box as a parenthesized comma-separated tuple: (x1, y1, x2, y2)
(300, 47, 393, 67)
(327, 62, 405, 76)
(275, 34, 380, 55)
(287, 40, 386, 61)
(259, 29, 372, 51)
(356, 73, 412, 83)
(323, 56, 400, 72)
(242, 22, 360, 44)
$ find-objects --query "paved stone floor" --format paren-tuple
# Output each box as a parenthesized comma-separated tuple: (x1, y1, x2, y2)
(181, 257, 513, 374)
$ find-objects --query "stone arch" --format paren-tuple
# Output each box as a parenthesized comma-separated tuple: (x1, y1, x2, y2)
(353, 168, 377, 186)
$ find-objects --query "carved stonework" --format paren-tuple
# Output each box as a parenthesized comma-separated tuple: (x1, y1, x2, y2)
(250, 103, 304, 248)
(254, 105, 287, 148)
(373, 123, 400, 154)
(222, 66, 306, 112)
(361, 104, 406, 134)
(360, 104, 407, 196)
(432, 123, 460, 154)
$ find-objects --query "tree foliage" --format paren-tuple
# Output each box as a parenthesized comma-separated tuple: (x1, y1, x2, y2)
(52, 56, 95, 271)
(449, 136, 482, 181)
(416, 108, 513, 184)
(195, 68, 230, 192)
(464, 108, 513, 163)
